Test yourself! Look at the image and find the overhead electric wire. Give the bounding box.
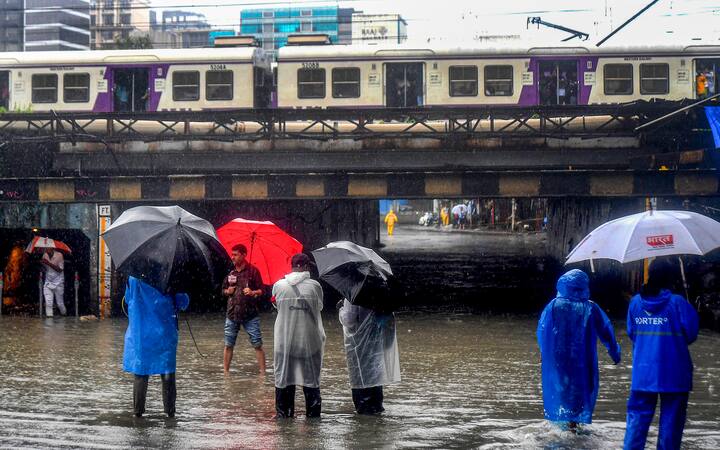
[1,0,377,13]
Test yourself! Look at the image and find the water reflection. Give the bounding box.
[1,314,718,449]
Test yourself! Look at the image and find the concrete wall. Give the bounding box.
[0,202,99,314]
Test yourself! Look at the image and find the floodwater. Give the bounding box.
[1,314,719,449]
[380,226,558,311]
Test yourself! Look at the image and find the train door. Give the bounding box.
[538,60,578,105]
[113,68,149,112]
[0,71,9,110]
[694,58,720,99]
[385,62,424,107]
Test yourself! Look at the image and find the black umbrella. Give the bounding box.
[102,205,231,294]
[311,241,393,309]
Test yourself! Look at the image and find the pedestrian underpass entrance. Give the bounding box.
[0,228,91,317]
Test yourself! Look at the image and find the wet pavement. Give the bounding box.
[1,313,719,449]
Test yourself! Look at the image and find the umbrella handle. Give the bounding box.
[678,257,690,302]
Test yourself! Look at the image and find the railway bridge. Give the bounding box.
[0,104,718,316]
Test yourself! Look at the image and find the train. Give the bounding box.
[0,42,718,113]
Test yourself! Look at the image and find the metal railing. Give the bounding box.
[0,102,692,145]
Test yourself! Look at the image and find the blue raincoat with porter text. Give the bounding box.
[123,276,190,376]
[537,269,621,424]
[626,289,699,392]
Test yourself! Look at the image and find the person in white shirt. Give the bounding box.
[41,248,66,316]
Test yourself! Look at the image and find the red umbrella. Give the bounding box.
[216,219,303,285]
[25,236,72,254]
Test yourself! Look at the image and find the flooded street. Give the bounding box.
[2,228,719,448]
[1,313,719,449]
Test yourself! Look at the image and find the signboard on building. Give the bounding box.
[352,13,407,44]
[97,205,112,318]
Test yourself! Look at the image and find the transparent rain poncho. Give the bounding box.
[339,299,401,389]
[272,271,326,389]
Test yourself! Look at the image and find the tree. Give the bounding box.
[113,34,153,49]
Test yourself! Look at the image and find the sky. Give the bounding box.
[151,0,720,45]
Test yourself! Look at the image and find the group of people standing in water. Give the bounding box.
[120,240,699,449]
[538,258,699,450]
[122,244,400,420]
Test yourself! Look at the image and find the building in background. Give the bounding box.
[91,0,150,49]
[240,6,355,56]
[0,0,24,51]
[25,0,91,51]
[209,30,236,45]
[149,10,232,48]
[351,13,407,45]
[0,0,91,51]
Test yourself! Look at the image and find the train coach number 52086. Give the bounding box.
[301,62,320,69]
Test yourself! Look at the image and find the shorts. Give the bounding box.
[224,316,263,349]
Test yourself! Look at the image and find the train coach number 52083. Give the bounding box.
[301,62,320,69]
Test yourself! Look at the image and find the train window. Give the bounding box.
[640,63,669,95]
[206,70,233,101]
[173,71,200,101]
[332,68,360,98]
[31,74,58,103]
[604,64,633,95]
[297,68,325,99]
[449,66,478,97]
[484,65,513,96]
[63,73,90,103]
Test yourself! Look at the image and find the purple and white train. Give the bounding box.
[1,42,718,112]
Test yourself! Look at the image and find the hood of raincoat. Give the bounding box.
[639,288,672,314]
[556,269,590,302]
[283,270,310,286]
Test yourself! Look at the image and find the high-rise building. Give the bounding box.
[0,0,24,51]
[25,0,91,51]
[0,0,91,51]
[90,0,151,49]
[150,10,214,49]
[351,13,407,45]
[240,6,355,56]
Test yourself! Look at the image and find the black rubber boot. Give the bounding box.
[303,387,321,418]
[133,375,149,417]
[275,386,296,418]
[161,373,177,418]
[352,386,384,415]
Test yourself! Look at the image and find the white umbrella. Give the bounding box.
[451,204,468,216]
[566,210,720,299]
[566,210,720,264]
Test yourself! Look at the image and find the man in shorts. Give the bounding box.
[222,244,266,375]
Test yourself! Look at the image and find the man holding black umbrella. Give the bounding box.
[123,275,190,418]
[222,244,266,375]
[312,241,401,414]
[338,276,401,415]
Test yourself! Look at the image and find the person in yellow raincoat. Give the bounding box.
[440,207,450,226]
[384,209,398,236]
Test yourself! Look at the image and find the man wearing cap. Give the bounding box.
[272,253,325,418]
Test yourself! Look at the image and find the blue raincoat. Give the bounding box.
[626,289,699,392]
[123,277,190,376]
[537,269,621,424]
